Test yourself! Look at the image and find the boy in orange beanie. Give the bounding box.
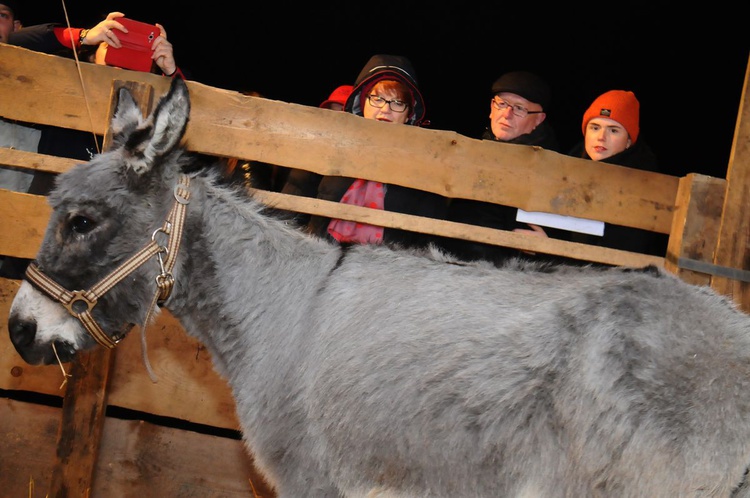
[567,89,666,256]
[581,90,640,160]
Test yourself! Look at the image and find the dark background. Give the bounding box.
[17,2,749,179]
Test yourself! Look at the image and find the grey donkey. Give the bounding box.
[8,78,750,497]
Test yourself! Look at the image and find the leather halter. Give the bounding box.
[24,175,191,349]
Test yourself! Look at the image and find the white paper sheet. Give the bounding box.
[516,209,605,236]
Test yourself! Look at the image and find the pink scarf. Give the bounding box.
[327,179,386,244]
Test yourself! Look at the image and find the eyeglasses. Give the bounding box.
[367,94,409,113]
[491,97,543,118]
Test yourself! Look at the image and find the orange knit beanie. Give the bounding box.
[582,90,640,144]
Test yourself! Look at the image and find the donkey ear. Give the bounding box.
[113,78,191,177]
[110,86,146,139]
[146,78,191,161]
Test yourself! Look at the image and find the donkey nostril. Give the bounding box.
[8,316,37,348]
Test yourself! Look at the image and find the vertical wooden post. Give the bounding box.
[711,54,750,311]
[47,81,155,498]
[48,349,114,498]
[664,173,726,285]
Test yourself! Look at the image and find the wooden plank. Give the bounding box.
[0,188,51,259]
[0,147,80,174]
[48,347,113,497]
[92,417,275,497]
[0,44,679,234]
[663,174,726,285]
[254,190,665,268]
[0,398,276,498]
[0,398,59,498]
[712,54,750,311]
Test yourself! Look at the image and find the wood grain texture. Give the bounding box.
[712,55,750,311]
[0,44,678,234]
[0,398,275,498]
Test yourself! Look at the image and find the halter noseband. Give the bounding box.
[24,175,191,349]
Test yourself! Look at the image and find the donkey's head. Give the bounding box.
[8,78,192,365]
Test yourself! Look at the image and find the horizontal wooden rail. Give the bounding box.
[0,44,679,235]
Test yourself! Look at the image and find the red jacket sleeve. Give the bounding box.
[52,27,85,49]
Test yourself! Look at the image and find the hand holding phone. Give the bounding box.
[104,18,158,72]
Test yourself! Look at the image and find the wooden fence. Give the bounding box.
[1,43,749,496]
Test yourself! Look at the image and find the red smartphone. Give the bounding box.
[104,18,158,72]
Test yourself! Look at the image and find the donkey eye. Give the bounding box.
[69,215,96,234]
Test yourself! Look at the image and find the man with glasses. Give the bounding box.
[440,70,567,266]
[485,70,559,149]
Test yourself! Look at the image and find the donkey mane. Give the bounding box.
[9,78,750,497]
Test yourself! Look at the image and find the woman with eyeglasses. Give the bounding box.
[283,54,448,249]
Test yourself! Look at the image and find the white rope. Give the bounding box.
[60,0,101,155]
[139,291,161,383]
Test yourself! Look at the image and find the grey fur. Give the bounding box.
[8,78,750,497]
